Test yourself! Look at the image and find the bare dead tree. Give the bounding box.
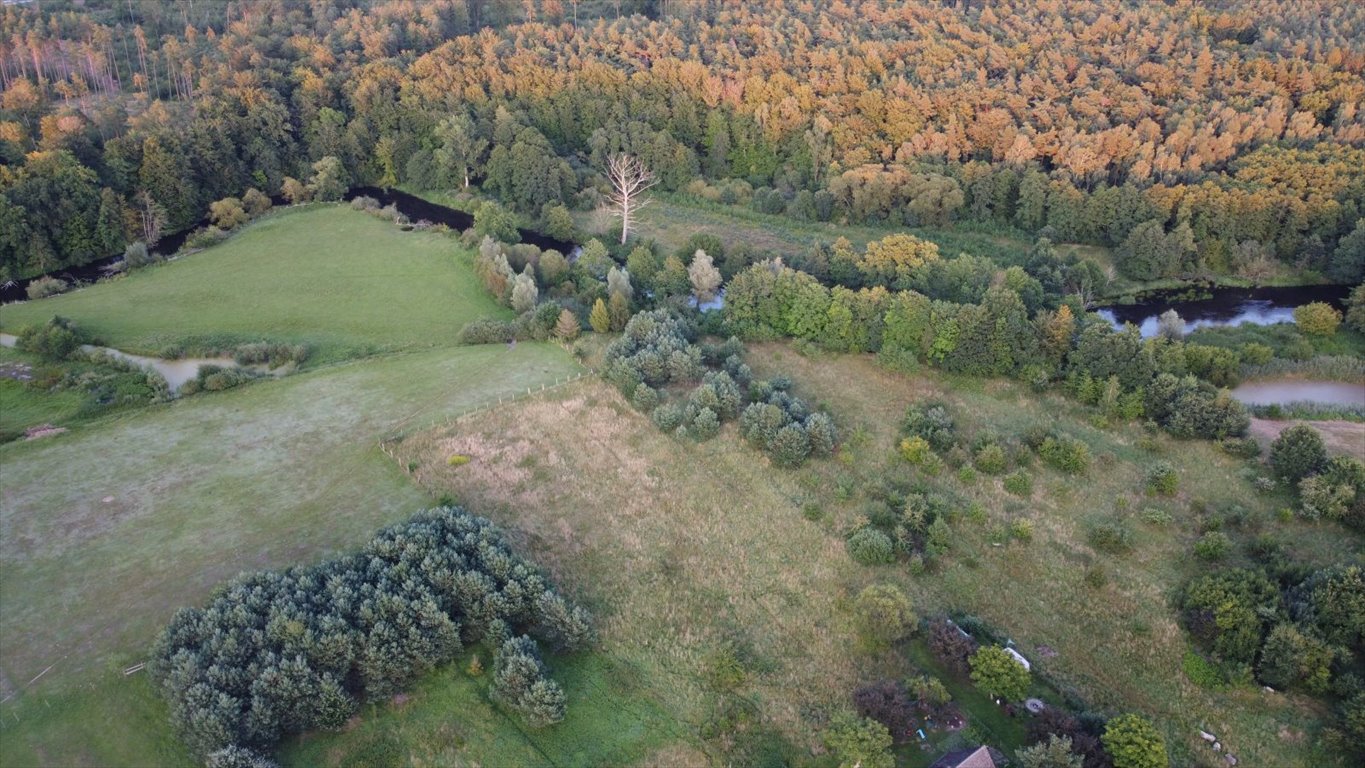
[605,153,657,245]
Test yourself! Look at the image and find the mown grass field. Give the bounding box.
[378,343,1358,768]
[0,205,506,364]
[0,343,582,767]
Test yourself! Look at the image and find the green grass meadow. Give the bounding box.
[0,343,583,766]
[0,205,506,364]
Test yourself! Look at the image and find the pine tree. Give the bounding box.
[554,309,580,341]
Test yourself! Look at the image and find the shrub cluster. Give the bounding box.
[1268,425,1365,528]
[178,365,257,395]
[25,275,69,300]
[606,311,837,465]
[15,315,86,360]
[152,507,591,765]
[232,342,310,368]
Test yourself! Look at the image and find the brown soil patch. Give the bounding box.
[1248,418,1365,460]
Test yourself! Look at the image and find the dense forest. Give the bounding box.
[2,0,1364,284]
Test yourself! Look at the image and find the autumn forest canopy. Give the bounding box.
[1,0,1364,285]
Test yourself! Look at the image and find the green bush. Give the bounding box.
[15,316,85,360]
[1140,507,1173,526]
[692,407,721,440]
[1003,470,1033,496]
[1145,461,1179,495]
[974,443,1007,474]
[899,436,933,464]
[969,645,1031,701]
[902,401,956,451]
[1218,436,1261,459]
[1087,518,1134,554]
[769,422,812,467]
[1193,531,1230,560]
[1039,435,1091,474]
[1269,424,1327,482]
[491,635,567,728]
[847,527,895,565]
[1294,302,1342,336]
[1181,649,1225,690]
[1102,713,1168,768]
[853,584,916,649]
[823,710,894,768]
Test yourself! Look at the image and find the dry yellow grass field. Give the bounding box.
[382,343,1359,766]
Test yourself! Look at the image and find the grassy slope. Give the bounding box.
[377,345,1358,768]
[0,343,582,767]
[0,205,507,364]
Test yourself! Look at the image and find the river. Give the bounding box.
[1230,379,1365,408]
[1097,284,1352,337]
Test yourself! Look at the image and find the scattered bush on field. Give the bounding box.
[1193,531,1230,561]
[1039,434,1091,474]
[974,443,1007,474]
[1003,470,1033,497]
[847,527,895,565]
[1145,461,1178,495]
[1086,517,1134,554]
[15,315,86,360]
[852,584,916,650]
[151,507,590,762]
[902,400,956,451]
[1269,424,1328,483]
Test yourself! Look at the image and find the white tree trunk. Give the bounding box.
[606,154,657,247]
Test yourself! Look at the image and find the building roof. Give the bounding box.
[930,745,998,768]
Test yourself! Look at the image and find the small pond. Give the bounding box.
[1230,379,1364,408]
[1097,283,1352,338]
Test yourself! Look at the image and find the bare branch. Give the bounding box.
[605,153,658,244]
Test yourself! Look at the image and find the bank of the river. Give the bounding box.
[1098,283,1353,337]
[0,333,250,392]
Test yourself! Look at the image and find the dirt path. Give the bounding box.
[1248,417,1365,459]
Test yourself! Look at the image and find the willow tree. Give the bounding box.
[606,153,656,245]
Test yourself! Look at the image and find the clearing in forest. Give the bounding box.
[0,205,505,364]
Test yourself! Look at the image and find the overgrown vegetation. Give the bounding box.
[603,310,836,466]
